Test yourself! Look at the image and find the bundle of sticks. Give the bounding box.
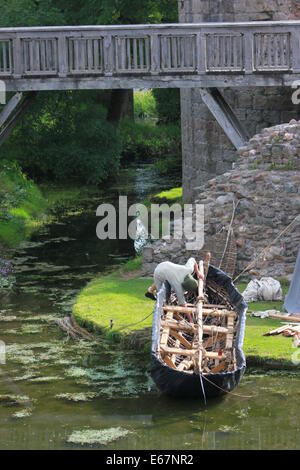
[264,323,300,347]
[159,256,239,375]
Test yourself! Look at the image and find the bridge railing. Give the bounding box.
[0,21,300,80]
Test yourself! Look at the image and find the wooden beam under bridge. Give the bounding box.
[199,88,249,150]
[0,92,36,147]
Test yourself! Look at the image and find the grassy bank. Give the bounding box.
[73,257,153,348]
[74,266,297,368]
[146,187,183,207]
[0,162,47,250]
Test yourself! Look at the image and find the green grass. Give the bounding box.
[0,162,47,249]
[120,118,181,162]
[150,187,183,205]
[121,256,142,273]
[236,281,296,366]
[73,259,153,342]
[244,316,296,365]
[134,90,157,121]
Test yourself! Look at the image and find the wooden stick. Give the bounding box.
[263,324,292,336]
[267,313,300,323]
[170,329,193,349]
[160,345,227,360]
[160,312,173,347]
[163,305,236,318]
[203,252,211,282]
[177,359,193,372]
[161,320,228,335]
[211,362,226,373]
[161,319,196,333]
[197,260,204,373]
[163,355,177,370]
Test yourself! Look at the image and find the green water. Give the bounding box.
[1,164,300,450]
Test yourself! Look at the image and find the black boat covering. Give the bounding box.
[150,265,247,400]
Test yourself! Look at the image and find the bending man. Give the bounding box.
[145,257,203,308]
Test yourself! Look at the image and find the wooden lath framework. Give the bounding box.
[158,260,238,375]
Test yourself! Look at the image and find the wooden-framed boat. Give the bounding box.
[150,261,247,400]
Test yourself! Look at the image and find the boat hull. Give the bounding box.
[150,265,247,400]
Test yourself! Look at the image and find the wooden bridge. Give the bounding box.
[1,20,300,149]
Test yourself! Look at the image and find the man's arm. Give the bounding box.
[194,262,204,280]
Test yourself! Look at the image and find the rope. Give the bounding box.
[116,311,154,332]
[201,373,255,399]
[219,200,239,270]
[234,214,300,283]
[199,372,207,405]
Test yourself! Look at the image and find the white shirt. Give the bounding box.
[154,258,196,305]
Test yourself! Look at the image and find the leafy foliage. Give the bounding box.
[152,89,181,123]
[0,0,180,184]
[62,0,178,25]
[134,91,157,120]
[0,0,65,27]
[120,118,181,162]
[1,92,122,184]
[0,160,47,248]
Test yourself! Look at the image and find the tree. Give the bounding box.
[0,0,65,27]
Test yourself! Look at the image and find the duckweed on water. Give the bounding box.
[66,366,107,381]
[218,425,239,433]
[0,315,17,322]
[0,395,32,406]
[56,392,98,402]
[12,408,32,419]
[67,427,131,446]
[29,376,62,383]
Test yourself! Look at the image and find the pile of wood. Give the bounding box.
[159,259,239,375]
[264,323,300,347]
[54,315,94,340]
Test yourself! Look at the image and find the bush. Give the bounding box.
[120,118,181,162]
[1,92,122,185]
[152,89,181,123]
[134,90,157,120]
[0,161,46,248]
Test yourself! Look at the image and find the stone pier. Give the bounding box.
[179,0,300,202]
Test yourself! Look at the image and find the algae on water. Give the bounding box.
[12,408,32,419]
[56,392,98,402]
[0,395,32,406]
[67,427,131,446]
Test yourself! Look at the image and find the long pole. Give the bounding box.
[197,260,204,373]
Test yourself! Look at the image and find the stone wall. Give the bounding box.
[179,0,300,202]
[143,120,300,279]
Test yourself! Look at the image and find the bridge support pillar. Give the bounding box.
[179,0,300,202]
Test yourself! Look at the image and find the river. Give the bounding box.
[0,164,300,450]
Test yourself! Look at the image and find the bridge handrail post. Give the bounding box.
[197,31,206,75]
[291,28,300,73]
[150,33,160,75]
[244,30,254,74]
[12,35,22,78]
[103,34,114,76]
[58,33,68,77]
